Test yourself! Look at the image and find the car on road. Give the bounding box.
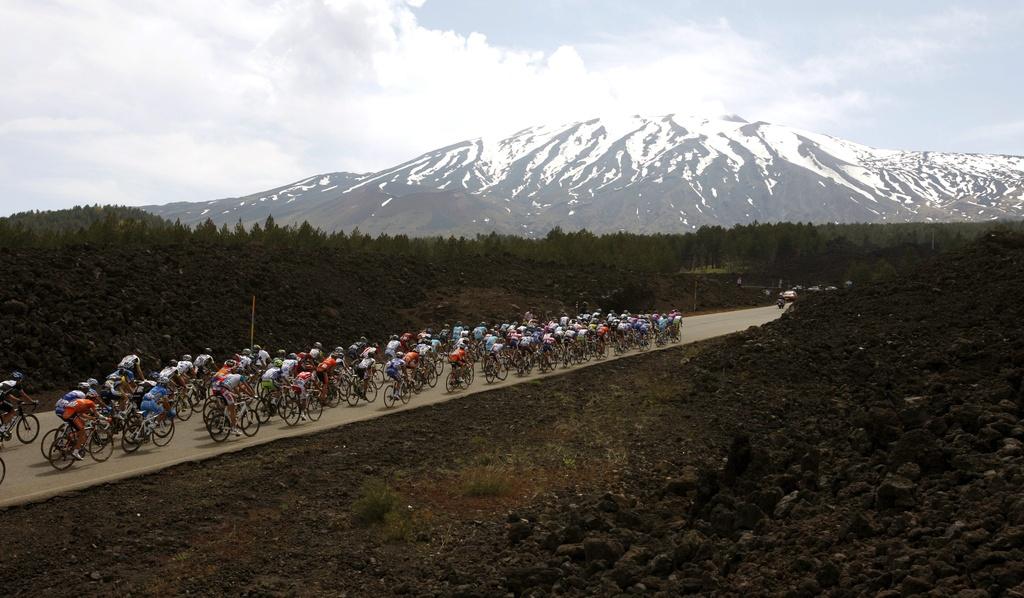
[782,290,797,302]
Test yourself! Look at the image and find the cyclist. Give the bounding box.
[141,376,174,424]
[316,350,341,389]
[59,385,101,460]
[309,342,324,363]
[402,349,420,385]
[194,349,214,377]
[385,335,401,359]
[386,353,406,397]
[211,371,252,436]
[0,371,32,430]
[473,322,487,342]
[117,353,145,381]
[448,345,468,384]
[253,345,271,368]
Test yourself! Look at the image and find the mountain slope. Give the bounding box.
[145,115,1024,235]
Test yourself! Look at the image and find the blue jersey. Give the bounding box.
[485,336,498,351]
[473,326,487,341]
[144,385,170,403]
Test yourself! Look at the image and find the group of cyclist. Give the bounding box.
[1,308,684,472]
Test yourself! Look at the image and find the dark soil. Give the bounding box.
[0,244,763,393]
[2,231,1022,597]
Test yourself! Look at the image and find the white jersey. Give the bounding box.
[239,356,253,370]
[309,348,322,361]
[176,360,194,376]
[261,367,282,381]
[218,373,244,389]
[386,340,401,353]
[194,354,213,368]
[158,366,177,379]
[118,354,140,370]
[255,350,271,367]
[281,359,299,377]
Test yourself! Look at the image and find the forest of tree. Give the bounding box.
[2,205,1021,278]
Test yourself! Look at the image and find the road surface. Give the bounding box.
[0,305,783,508]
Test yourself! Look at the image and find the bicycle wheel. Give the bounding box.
[484,361,496,384]
[255,396,274,424]
[47,431,76,471]
[400,383,411,405]
[121,421,144,454]
[307,395,324,421]
[383,383,398,408]
[345,379,361,407]
[39,428,57,460]
[206,412,231,443]
[175,395,194,422]
[89,427,115,461]
[153,418,176,447]
[239,409,260,437]
[365,379,379,404]
[445,371,458,393]
[0,456,5,487]
[282,397,302,426]
[17,413,40,444]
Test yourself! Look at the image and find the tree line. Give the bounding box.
[1,204,1021,274]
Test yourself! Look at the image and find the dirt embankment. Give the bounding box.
[0,244,764,392]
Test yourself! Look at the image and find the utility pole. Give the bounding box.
[692,278,698,312]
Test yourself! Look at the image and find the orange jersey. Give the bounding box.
[316,356,338,373]
[214,366,232,378]
[403,351,420,367]
[448,348,467,364]
[63,398,96,418]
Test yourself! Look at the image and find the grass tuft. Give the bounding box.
[459,467,515,498]
[352,478,401,526]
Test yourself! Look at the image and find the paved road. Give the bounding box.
[0,305,783,508]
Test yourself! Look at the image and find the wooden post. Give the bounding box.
[692,278,697,312]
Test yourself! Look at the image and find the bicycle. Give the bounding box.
[445,363,474,393]
[206,393,261,442]
[44,416,114,471]
[383,376,412,408]
[482,353,509,384]
[0,399,41,444]
[280,385,323,426]
[121,410,175,453]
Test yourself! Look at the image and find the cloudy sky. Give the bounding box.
[1,0,1022,215]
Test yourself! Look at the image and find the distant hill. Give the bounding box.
[144,114,1024,236]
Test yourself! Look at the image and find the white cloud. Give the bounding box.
[0,1,1011,214]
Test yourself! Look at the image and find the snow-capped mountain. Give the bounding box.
[146,115,1024,235]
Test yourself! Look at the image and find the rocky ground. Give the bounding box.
[0,244,762,392]
[1,231,1022,597]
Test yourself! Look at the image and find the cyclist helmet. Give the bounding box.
[426,328,434,334]
[77,382,91,391]
[87,377,98,387]
[224,359,237,367]
[11,371,24,381]
[390,335,399,341]
[169,359,178,366]
[204,348,213,354]
[158,376,170,385]
[359,336,368,342]
[253,344,261,351]
[242,348,252,356]
[334,346,344,354]
[182,354,192,362]
[396,351,404,358]
[287,353,298,360]
[314,342,323,349]
[277,349,286,356]
[273,358,284,368]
